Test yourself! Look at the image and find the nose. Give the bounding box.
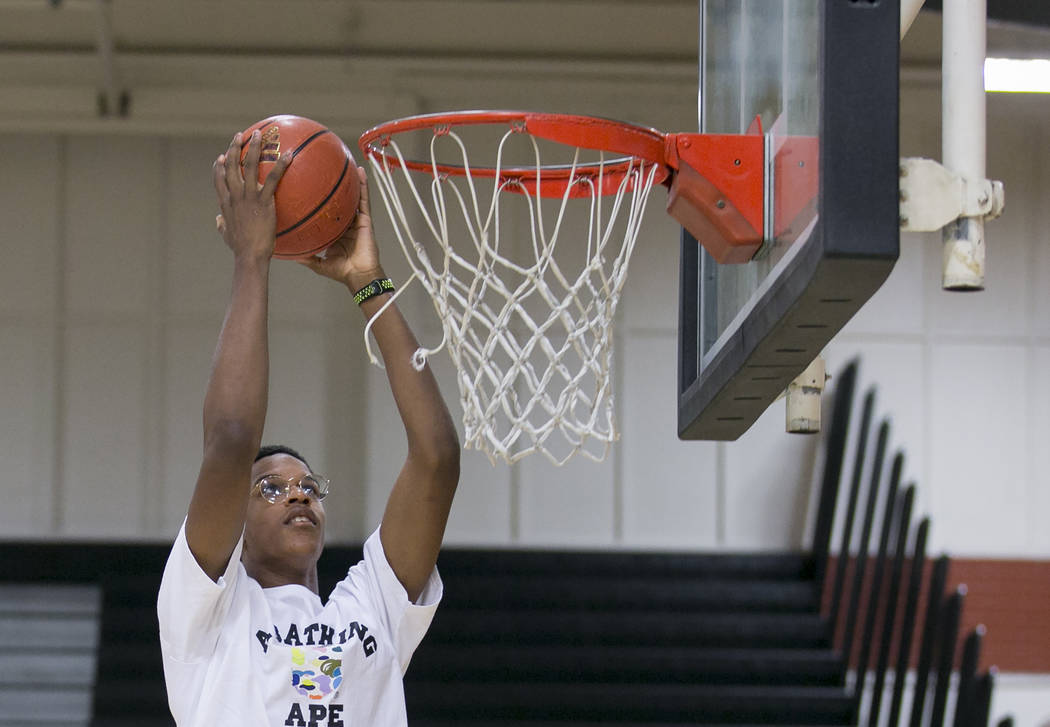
[285,482,314,503]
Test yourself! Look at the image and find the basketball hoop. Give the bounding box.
[357,110,765,465]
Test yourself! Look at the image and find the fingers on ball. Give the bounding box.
[260,151,293,198]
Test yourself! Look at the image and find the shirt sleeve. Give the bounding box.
[156,518,244,664]
[333,526,443,674]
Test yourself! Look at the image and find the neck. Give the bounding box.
[244,557,319,595]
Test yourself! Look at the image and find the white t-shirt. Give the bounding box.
[157,522,442,727]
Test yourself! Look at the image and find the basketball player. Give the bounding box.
[157,129,460,726]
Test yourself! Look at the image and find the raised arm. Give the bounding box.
[185,131,291,581]
[301,166,460,602]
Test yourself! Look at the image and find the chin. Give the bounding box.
[282,529,324,558]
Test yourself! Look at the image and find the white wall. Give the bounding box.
[1,76,1048,562]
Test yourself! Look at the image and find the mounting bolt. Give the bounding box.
[899,214,909,227]
[716,199,726,209]
[899,189,908,202]
[681,138,691,148]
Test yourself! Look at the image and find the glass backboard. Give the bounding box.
[678,0,900,440]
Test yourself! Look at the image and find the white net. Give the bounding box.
[363,124,660,465]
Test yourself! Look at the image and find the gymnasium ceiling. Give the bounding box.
[0,0,1048,134]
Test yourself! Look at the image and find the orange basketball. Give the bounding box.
[239,115,360,260]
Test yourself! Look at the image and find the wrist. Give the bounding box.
[345,266,386,293]
[232,251,272,272]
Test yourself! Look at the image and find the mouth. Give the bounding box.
[283,508,318,527]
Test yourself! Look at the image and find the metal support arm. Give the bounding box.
[898,157,1004,232]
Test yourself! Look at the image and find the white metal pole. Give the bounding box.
[941,0,986,290]
[785,357,825,434]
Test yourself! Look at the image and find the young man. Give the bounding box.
[157,129,460,726]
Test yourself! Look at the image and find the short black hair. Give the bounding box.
[254,444,312,472]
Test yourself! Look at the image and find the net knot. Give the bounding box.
[411,348,428,371]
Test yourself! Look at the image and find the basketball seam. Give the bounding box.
[288,128,332,159]
[276,132,351,239]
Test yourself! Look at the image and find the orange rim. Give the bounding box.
[358,110,672,197]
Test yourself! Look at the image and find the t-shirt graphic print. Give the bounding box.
[291,643,344,699]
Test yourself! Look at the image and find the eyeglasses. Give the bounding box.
[251,474,330,504]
